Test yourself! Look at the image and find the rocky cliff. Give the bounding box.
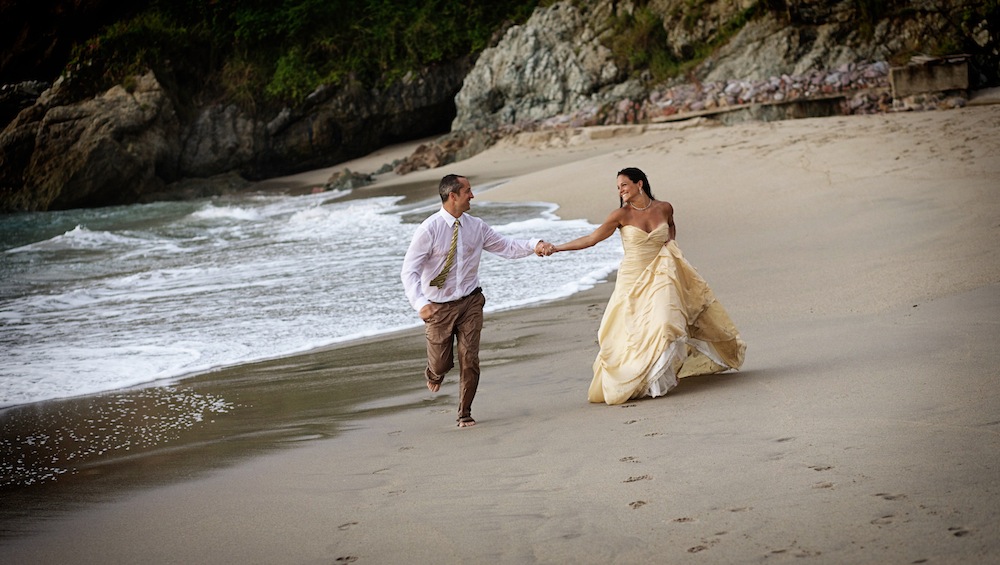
[452,0,997,131]
[2,0,997,212]
[0,59,470,211]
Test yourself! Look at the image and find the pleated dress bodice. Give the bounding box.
[615,224,671,291]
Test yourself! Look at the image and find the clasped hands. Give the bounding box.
[534,241,557,257]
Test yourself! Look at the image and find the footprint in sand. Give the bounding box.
[624,419,640,425]
[629,500,646,509]
[871,514,895,525]
[619,456,639,463]
[769,547,820,558]
[338,521,358,531]
[673,517,695,523]
[874,492,907,501]
[948,526,970,537]
[644,432,661,437]
[813,482,835,489]
[624,474,652,483]
[809,465,833,471]
[335,557,358,563]
[687,536,722,553]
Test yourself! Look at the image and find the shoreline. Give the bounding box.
[0,280,619,535]
[2,105,999,563]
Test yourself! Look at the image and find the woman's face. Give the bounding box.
[617,174,643,204]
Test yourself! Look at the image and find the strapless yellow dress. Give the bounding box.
[589,224,746,405]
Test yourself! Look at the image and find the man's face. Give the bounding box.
[453,178,474,213]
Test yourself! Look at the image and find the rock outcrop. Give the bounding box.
[693,4,985,85]
[452,1,636,131]
[0,72,180,211]
[1,60,469,212]
[451,0,998,132]
[261,62,470,177]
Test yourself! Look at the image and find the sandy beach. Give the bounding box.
[2,102,999,564]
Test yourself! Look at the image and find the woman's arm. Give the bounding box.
[552,210,623,253]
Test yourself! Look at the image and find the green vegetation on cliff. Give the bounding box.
[608,1,760,82]
[43,0,1000,111]
[67,0,542,111]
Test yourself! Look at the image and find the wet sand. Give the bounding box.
[2,103,999,563]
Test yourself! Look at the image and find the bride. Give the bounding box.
[549,167,746,405]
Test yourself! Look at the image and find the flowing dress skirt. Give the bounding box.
[589,227,746,405]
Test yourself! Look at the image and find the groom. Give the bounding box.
[401,174,555,428]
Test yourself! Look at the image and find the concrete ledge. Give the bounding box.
[890,55,969,98]
[651,93,858,125]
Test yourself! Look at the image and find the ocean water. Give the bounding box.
[0,189,621,410]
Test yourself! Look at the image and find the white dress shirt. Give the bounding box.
[401,208,540,312]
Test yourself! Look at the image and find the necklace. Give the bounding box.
[628,196,653,211]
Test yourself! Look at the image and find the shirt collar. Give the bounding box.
[437,208,462,225]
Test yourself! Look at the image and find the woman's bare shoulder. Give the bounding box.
[605,205,628,222]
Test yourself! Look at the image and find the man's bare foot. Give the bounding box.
[426,381,440,393]
[457,416,476,428]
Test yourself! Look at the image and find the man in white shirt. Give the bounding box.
[401,174,555,428]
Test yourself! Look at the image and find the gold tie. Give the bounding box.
[430,219,460,288]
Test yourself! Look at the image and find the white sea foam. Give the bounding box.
[7,225,139,253]
[0,193,621,408]
[189,205,261,221]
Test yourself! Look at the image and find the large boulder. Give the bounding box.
[0,71,181,211]
[451,1,632,131]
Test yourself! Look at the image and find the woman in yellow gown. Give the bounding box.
[550,167,745,405]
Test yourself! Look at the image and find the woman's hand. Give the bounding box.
[535,241,556,256]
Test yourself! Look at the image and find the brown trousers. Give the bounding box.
[424,289,486,419]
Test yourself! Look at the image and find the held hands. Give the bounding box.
[535,241,557,257]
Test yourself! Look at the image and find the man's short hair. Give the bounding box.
[439,174,466,202]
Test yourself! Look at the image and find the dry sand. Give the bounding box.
[2,104,999,564]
